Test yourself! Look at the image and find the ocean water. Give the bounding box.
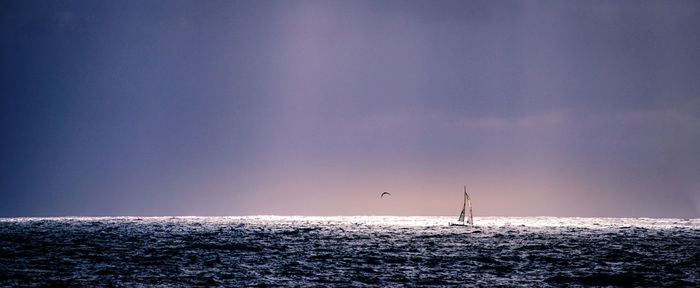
[0,216,697,287]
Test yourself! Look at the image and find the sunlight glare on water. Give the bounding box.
[1,216,697,286]
[217,215,699,230]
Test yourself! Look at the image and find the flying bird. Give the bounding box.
[380,192,391,198]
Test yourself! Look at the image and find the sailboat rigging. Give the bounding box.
[450,186,473,227]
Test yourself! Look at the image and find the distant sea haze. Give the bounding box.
[1,216,697,286]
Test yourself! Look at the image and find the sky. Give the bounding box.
[1,0,699,217]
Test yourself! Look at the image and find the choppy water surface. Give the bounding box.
[0,216,697,287]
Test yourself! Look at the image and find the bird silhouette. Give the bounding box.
[380,192,391,198]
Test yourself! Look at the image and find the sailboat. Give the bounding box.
[449,186,473,227]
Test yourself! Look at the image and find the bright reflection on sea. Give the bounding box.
[1,216,698,286]
[227,216,699,230]
[6,215,696,230]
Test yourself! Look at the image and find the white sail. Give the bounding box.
[464,186,473,227]
[458,193,466,223]
[467,195,473,227]
[450,185,474,227]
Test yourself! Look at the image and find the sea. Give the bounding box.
[0,216,697,287]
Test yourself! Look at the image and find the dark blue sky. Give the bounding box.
[1,0,699,217]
